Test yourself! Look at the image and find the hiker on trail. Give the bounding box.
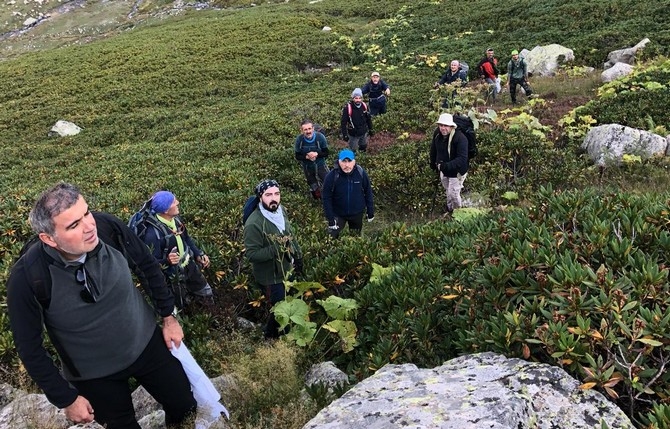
[341,88,374,153]
[477,48,501,99]
[506,49,534,104]
[434,60,468,108]
[142,191,213,308]
[244,179,302,339]
[429,113,469,213]
[7,183,196,428]
[361,71,391,116]
[322,149,375,239]
[294,119,329,200]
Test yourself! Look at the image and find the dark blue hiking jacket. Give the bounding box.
[322,164,374,223]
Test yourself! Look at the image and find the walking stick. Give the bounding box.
[429,170,440,214]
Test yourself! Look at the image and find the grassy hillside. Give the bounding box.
[1,0,670,428]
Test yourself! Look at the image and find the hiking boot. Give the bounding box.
[359,146,367,153]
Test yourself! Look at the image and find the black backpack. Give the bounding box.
[453,114,478,159]
[242,195,260,225]
[16,212,132,310]
[128,199,183,261]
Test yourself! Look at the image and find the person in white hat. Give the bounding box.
[429,113,469,213]
[362,71,391,116]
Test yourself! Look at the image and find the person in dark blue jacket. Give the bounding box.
[322,149,375,239]
[434,60,468,108]
[361,71,391,116]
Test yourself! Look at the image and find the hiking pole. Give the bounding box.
[429,170,440,214]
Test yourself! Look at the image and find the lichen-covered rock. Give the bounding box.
[523,44,575,76]
[601,62,634,82]
[581,124,668,166]
[303,352,632,429]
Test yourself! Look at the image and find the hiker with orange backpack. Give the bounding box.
[340,88,374,153]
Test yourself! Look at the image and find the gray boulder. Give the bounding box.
[523,44,575,76]
[581,124,668,166]
[604,38,650,69]
[48,120,82,137]
[305,361,349,391]
[303,352,632,429]
[601,62,634,83]
[0,393,68,429]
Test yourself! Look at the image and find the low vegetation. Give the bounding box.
[0,0,669,428]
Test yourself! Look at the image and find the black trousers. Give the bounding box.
[72,327,196,429]
[328,213,364,239]
[509,78,533,102]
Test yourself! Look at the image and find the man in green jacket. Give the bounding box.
[506,49,534,104]
[243,179,303,338]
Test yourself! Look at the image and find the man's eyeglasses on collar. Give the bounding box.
[75,266,98,304]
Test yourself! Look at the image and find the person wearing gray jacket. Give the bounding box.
[7,183,195,428]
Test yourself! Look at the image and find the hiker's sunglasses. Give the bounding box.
[75,266,97,304]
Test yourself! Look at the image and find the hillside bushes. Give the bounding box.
[332,187,670,424]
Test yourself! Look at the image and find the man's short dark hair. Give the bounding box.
[300,118,313,127]
[29,183,82,235]
[486,48,494,53]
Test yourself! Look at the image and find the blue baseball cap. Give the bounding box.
[339,149,355,161]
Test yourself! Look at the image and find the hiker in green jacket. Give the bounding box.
[506,49,534,104]
[243,179,303,338]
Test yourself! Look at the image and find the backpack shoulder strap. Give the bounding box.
[21,241,53,309]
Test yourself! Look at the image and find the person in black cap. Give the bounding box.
[322,149,375,239]
[243,179,303,338]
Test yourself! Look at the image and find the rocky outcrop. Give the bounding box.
[604,38,650,69]
[523,44,575,76]
[303,352,633,429]
[581,124,668,166]
[0,377,231,429]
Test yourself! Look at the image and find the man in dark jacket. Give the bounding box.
[7,183,195,428]
[243,179,302,338]
[322,149,375,239]
[341,88,374,153]
[142,191,213,308]
[434,60,468,108]
[429,113,469,213]
[361,71,391,116]
[294,119,329,199]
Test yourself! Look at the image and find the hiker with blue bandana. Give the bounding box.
[141,191,213,308]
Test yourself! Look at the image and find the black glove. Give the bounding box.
[368,130,375,137]
[293,258,304,276]
[343,135,349,142]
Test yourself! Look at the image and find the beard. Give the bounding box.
[262,201,279,212]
